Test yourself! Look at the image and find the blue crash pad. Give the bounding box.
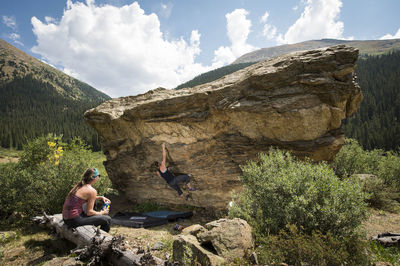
[143,210,193,221]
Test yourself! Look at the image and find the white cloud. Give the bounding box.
[159,2,173,18]
[380,28,400,40]
[212,9,257,67]
[31,1,212,97]
[8,33,23,46]
[260,9,277,41]
[45,16,57,23]
[2,15,17,30]
[260,11,269,23]
[277,0,344,44]
[263,24,277,40]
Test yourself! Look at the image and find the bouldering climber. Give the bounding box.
[154,143,195,199]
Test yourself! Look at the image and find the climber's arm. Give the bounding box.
[161,142,167,169]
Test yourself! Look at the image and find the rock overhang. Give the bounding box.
[85,45,362,209]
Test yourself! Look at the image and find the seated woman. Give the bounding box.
[62,168,112,232]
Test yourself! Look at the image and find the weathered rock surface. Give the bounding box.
[197,218,253,259]
[173,234,226,266]
[173,218,253,265]
[85,45,362,209]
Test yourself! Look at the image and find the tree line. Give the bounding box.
[343,50,400,151]
[0,74,105,151]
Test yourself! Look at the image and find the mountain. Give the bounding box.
[232,38,400,64]
[0,39,111,150]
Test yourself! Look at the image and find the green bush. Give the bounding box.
[333,138,400,188]
[256,225,371,265]
[0,135,111,225]
[333,138,400,211]
[229,148,368,237]
[333,138,383,178]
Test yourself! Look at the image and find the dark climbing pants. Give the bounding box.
[168,174,190,196]
[64,214,111,232]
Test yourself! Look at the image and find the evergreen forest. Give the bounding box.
[174,62,255,90]
[0,74,109,151]
[343,51,400,151]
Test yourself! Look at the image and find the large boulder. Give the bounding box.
[173,234,226,266]
[85,45,362,209]
[173,218,253,265]
[197,218,253,259]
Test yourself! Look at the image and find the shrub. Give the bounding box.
[333,138,400,188]
[229,148,368,237]
[355,174,400,212]
[256,224,371,265]
[333,138,400,211]
[333,138,383,178]
[0,135,111,225]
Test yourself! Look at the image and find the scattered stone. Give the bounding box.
[0,231,18,243]
[4,246,26,260]
[371,232,400,247]
[152,241,165,250]
[249,251,258,265]
[182,224,206,237]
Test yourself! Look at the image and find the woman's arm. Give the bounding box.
[96,195,111,203]
[86,190,109,216]
[160,143,167,171]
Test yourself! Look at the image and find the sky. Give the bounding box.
[1,0,400,98]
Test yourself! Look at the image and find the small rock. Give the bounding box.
[152,241,165,250]
[4,246,26,260]
[249,251,258,265]
[181,224,206,236]
[0,231,18,243]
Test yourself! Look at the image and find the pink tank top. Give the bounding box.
[62,194,87,220]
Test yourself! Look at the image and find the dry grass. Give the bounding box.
[362,208,400,238]
[0,228,75,265]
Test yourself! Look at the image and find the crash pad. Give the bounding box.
[111,212,168,228]
[143,210,193,221]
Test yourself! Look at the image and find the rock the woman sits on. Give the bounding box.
[62,168,112,232]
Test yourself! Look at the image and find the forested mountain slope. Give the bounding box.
[0,39,111,150]
[344,51,400,150]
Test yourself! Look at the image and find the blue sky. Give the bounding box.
[1,0,400,97]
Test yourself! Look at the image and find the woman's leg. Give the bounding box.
[66,215,112,232]
[174,174,194,189]
[168,178,183,196]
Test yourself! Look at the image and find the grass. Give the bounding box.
[0,226,75,265]
[370,240,400,265]
[0,147,21,158]
[0,147,21,164]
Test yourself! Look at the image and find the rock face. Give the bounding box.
[85,45,362,209]
[173,218,253,265]
[196,218,253,259]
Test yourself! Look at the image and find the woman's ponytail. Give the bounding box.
[68,168,96,197]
